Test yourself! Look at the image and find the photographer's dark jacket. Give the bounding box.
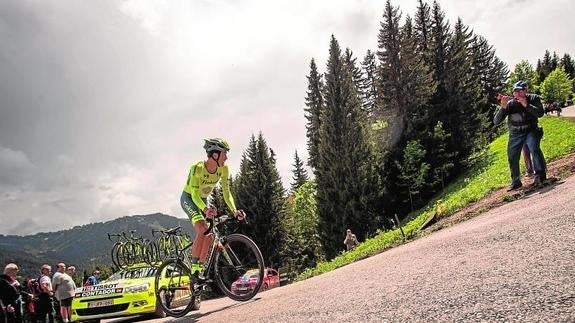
[494,94,544,134]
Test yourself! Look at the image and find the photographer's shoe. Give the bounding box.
[507,182,522,191]
[533,172,547,187]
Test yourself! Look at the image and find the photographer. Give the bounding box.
[494,80,547,191]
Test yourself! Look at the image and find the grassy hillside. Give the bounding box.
[298,116,575,280]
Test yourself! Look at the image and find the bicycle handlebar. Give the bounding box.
[204,214,245,236]
[153,226,182,237]
[107,233,121,241]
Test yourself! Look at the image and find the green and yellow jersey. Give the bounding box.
[183,161,236,212]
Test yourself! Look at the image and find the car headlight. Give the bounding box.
[124,283,150,293]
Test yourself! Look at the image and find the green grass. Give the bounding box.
[297,116,575,281]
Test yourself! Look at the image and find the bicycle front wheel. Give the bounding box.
[154,259,198,317]
[214,234,265,301]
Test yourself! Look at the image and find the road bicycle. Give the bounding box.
[108,231,156,269]
[154,214,264,317]
[150,227,192,264]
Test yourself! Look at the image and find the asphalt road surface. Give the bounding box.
[560,105,575,117]
[106,173,575,323]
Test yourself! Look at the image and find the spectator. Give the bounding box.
[84,271,100,287]
[35,265,54,323]
[19,279,34,323]
[343,229,359,251]
[494,80,547,191]
[1,263,22,323]
[52,265,75,323]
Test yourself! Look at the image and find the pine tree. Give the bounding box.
[551,51,560,71]
[429,121,455,190]
[304,59,324,172]
[290,150,308,192]
[233,133,287,266]
[344,48,364,90]
[537,50,553,83]
[209,184,229,216]
[560,53,575,91]
[429,0,451,104]
[360,49,378,118]
[316,35,380,259]
[375,1,435,215]
[376,0,404,148]
[399,14,435,139]
[468,34,508,137]
[413,0,432,66]
[560,53,575,79]
[396,140,430,211]
[443,17,483,160]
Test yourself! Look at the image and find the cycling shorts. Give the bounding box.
[181,191,206,225]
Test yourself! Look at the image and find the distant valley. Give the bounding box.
[0,213,195,279]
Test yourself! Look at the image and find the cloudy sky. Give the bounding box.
[1,0,573,236]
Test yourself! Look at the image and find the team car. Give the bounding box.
[71,263,193,322]
[231,268,280,294]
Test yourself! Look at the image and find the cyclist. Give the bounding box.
[180,138,245,278]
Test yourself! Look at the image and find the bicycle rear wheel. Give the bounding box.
[154,259,198,317]
[214,234,265,301]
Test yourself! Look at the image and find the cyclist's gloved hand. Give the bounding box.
[203,207,217,218]
[234,209,246,221]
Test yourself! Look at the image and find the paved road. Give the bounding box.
[106,174,575,322]
[560,105,575,117]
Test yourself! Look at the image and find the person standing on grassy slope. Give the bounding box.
[494,80,547,191]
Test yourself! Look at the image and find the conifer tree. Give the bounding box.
[468,34,508,136]
[290,150,308,192]
[396,140,430,211]
[233,133,287,266]
[560,53,575,90]
[560,53,575,79]
[316,35,380,259]
[442,18,483,159]
[429,121,455,190]
[361,49,378,117]
[399,15,435,139]
[209,184,229,216]
[414,0,432,66]
[551,51,560,71]
[375,0,404,148]
[375,1,435,214]
[304,59,324,172]
[429,0,451,103]
[537,50,553,83]
[344,48,364,90]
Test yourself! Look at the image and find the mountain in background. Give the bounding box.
[0,213,195,279]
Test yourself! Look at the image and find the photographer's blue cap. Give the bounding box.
[513,80,528,91]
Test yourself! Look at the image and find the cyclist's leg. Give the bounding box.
[193,220,209,261]
[199,225,214,262]
[180,191,205,269]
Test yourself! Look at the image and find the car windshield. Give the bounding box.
[106,267,157,281]
[240,270,260,280]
